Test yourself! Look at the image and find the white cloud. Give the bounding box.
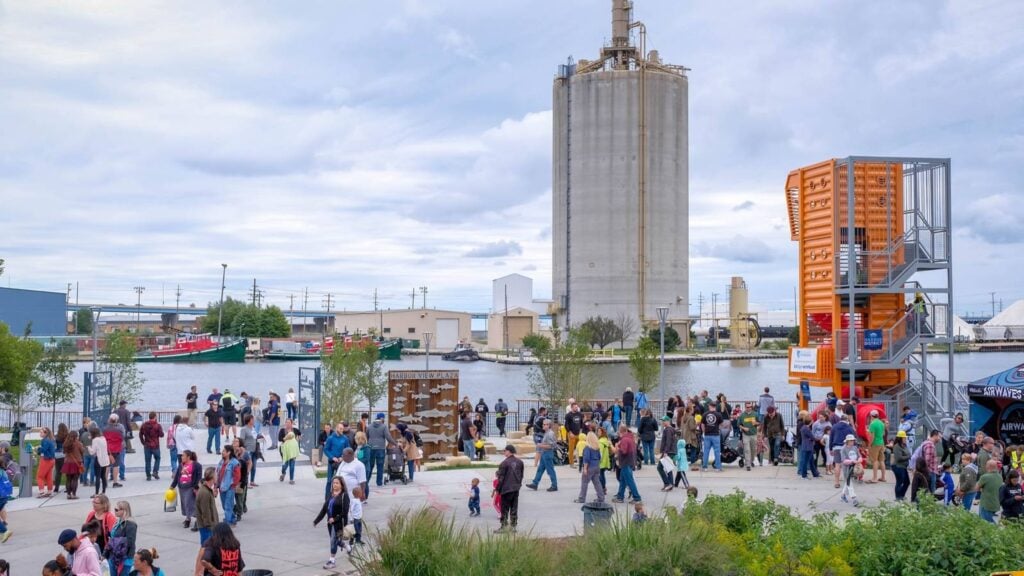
[465,241,523,258]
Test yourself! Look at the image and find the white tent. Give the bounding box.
[980,300,1024,340]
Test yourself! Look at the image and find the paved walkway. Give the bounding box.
[1,430,902,574]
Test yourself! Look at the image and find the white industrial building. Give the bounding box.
[552,0,689,342]
[492,274,551,316]
[334,309,472,350]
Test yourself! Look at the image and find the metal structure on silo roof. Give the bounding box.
[552,0,689,340]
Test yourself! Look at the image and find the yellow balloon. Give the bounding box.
[165,489,177,503]
[695,415,702,424]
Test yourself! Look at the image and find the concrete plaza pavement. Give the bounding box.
[0,430,900,574]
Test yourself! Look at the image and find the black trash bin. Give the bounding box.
[581,502,614,534]
[10,422,27,447]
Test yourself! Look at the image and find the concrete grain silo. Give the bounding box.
[552,0,689,340]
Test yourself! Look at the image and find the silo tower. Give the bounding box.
[552,0,689,340]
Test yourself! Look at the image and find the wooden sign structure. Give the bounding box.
[387,370,460,460]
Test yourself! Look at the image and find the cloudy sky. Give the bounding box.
[1,0,1021,322]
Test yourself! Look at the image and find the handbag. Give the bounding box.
[659,455,676,475]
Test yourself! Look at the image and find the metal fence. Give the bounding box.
[0,407,183,431]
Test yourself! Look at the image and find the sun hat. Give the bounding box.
[844,434,856,443]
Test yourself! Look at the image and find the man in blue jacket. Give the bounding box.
[323,423,351,496]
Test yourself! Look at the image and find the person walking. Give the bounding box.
[575,432,605,503]
[839,434,861,507]
[35,427,56,498]
[166,416,180,476]
[656,417,678,490]
[88,426,109,496]
[172,450,202,530]
[186,386,199,427]
[58,527,103,576]
[700,402,724,472]
[622,387,635,428]
[811,412,829,469]
[335,448,367,504]
[238,415,260,487]
[230,440,250,522]
[866,410,887,483]
[757,387,775,421]
[266,392,282,449]
[798,414,820,479]
[494,398,509,437]
[78,417,95,487]
[323,423,350,496]
[495,444,524,534]
[525,419,558,492]
[215,447,240,525]
[611,424,642,504]
[957,453,979,511]
[53,424,68,494]
[890,430,911,501]
[107,501,138,576]
[763,406,785,465]
[976,459,1003,523]
[637,409,658,466]
[366,413,395,492]
[204,401,223,455]
[941,412,967,467]
[220,389,239,442]
[315,476,352,569]
[61,429,84,500]
[285,387,298,421]
[104,414,126,487]
[279,431,299,484]
[195,467,219,545]
[139,412,164,482]
[830,414,855,488]
[738,403,760,471]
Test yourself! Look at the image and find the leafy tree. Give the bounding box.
[353,345,387,414]
[0,322,44,423]
[788,325,800,344]
[230,305,263,337]
[580,316,621,349]
[527,327,601,410]
[648,326,681,352]
[614,312,638,349]
[260,305,291,337]
[34,340,77,429]
[0,258,4,277]
[74,309,94,335]
[101,330,146,405]
[628,336,660,394]
[200,297,247,335]
[321,345,362,425]
[521,333,551,354]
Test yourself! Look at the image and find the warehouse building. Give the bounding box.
[334,309,472,350]
[0,287,67,337]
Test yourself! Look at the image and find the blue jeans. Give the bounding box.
[207,427,221,453]
[118,452,126,480]
[144,447,161,479]
[463,440,477,460]
[368,448,386,487]
[281,459,295,481]
[624,406,634,427]
[199,527,212,545]
[0,499,6,534]
[615,463,640,500]
[962,491,977,511]
[892,465,910,499]
[169,446,179,474]
[407,459,415,481]
[249,451,259,483]
[82,454,94,484]
[798,448,818,477]
[702,435,722,470]
[220,489,236,524]
[641,440,655,465]
[531,450,557,489]
[980,508,997,523]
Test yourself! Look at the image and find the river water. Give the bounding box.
[65,352,1022,411]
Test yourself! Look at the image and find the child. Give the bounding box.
[840,434,860,507]
[468,478,481,516]
[823,425,833,474]
[632,502,647,524]
[673,434,690,489]
[350,486,364,546]
[941,463,955,505]
[576,433,587,472]
[491,476,502,519]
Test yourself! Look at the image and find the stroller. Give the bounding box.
[385,445,408,484]
[554,441,569,466]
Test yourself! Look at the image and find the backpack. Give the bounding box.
[0,470,12,499]
[414,431,423,448]
[167,424,177,448]
[261,407,271,425]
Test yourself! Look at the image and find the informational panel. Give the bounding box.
[387,370,459,460]
[83,371,113,426]
[297,367,322,456]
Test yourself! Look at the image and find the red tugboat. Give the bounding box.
[135,333,246,363]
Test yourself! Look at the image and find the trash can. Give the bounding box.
[10,422,27,447]
[241,570,273,576]
[581,502,614,533]
[18,443,34,498]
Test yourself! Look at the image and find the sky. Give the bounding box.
[1,0,1021,323]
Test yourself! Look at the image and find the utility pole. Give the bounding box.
[991,292,997,318]
[67,283,72,302]
[250,279,259,307]
[75,282,79,307]
[288,294,295,333]
[217,264,228,339]
[711,292,719,345]
[419,286,428,309]
[133,286,145,334]
[322,293,334,338]
[503,285,510,356]
[409,288,416,310]
[697,292,704,327]
[302,288,309,336]
[175,284,182,331]
[374,288,382,337]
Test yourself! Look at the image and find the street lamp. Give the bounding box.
[423,331,433,372]
[656,306,670,415]
[217,264,228,339]
[90,306,101,375]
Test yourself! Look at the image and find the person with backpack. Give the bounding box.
[61,430,84,500]
[199,522,245,576]
[494,398,509,437]
[266,393,282,450]
[106,501,138,576]
[166,415,180,475]
[0,459,13,542]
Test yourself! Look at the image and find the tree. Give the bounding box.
[34,340,77,429]
[0,322,44,423]
[0,258,4,277]
[200,297,247,335]
[321,346,362,425]
[628,336,660,394]
[614,312,638,349]
[101,331,146,405]
[648,326,681,352]
[521,333,551,354]
[580,316,621,349]
[353,345,387,414]
[527,327,601,410]
[230,305,263,337]
[788,325,800,344]
[260,306,291,337]
[74,309,94,335]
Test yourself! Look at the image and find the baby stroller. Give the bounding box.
[554,440,569,466]
[777,439,795,465]
[385,445,408,484]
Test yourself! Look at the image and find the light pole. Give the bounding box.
[90,306,101,375]
[423,331,433,372]
[217,264,227,339]
[657,306,669,415]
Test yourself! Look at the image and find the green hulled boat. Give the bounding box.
[136,334,246,363]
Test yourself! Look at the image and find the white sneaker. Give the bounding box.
[323,559,336,569]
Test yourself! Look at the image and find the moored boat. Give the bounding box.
[136,333,246,363]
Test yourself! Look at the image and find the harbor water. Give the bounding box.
[64,352,1023,411]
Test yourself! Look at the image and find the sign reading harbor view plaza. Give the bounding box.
[789,348,818,374]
